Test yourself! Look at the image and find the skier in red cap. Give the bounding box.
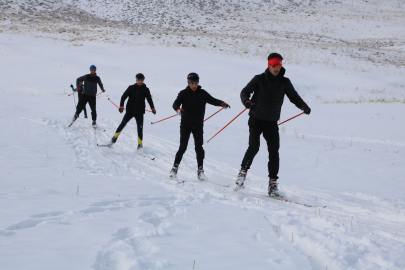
[236,53,311,198]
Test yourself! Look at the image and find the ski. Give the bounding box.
[97,144,113,147]
[93,127,106,132]
[233,187,325,208]
[137,153,155,161]
[68,120,77,128]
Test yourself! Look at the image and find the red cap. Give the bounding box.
[268,57,282,68]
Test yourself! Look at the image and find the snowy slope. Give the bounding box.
[1,34,404,269]
[1,0,405,269]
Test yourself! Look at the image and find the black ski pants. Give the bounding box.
[75,94,96,121]
[174,124,204,168]
[77,91,87,117]
[115,112,144,144]
[241,117,280,179]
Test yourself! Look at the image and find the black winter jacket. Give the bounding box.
[240,68,307,122]
[120,83,155,114]
[173,86,224,127]
[76,73,103,96]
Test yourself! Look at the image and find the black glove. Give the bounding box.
[244,100,253,109]
[176,109,182,116]
[221,102,230,109]
[302,105,311,115]
[70,84,73,88]
[152,108,156,115]
[119,106,124,113]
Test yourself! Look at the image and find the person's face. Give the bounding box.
[136,79,144,86]
[269,65,281,76]
[189,82,198,91]
[90,68,96,75]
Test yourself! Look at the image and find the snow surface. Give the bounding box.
[1,0,405,269]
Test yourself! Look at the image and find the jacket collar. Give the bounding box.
[265,67,285,81]
[186,85,201,93]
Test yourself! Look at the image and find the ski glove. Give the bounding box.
[119,106,124,113]
[152,108,156,115]
[302,105,311,115]
[221,102,230,109]
[176,109,182,116]
[244,100,253,109]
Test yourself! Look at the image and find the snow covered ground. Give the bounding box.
[1,0,405,269]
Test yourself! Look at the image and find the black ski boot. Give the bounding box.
[235,167,247,187]
[197,166,206,181]
[110,136,117,145]
[169,165,179,180]
[137,144,143,150]
[268,179,282,199]
[72,114,79,122]
[92,120,97,127]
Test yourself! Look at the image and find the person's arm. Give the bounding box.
[97,77,105,92]
[285,79,307,110]
[145,88,155,110]
[120,87,131,107]
[172,91,183,111]
[76,75,86,90]
[240,76,258,108]
[204,91,225,107]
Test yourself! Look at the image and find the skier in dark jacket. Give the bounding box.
[72,65,105,126]
[236,53,311,198]
[169,72,230,181]
[109,73,156,149]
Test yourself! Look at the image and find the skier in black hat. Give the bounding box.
[109,73,156,149]
[169,72,230,181]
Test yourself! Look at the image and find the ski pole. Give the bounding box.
[68,85,76,96]
[96,92,103,97]
[69,85,77,107]
[108,98,119,108]
[73,92,77,108]
[108,98,152,113]
[207,108,247,143]
[204,108,223,122]
[278,112,304,126]
[151,114,178,125]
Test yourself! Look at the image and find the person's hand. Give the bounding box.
[302,105,311,115]
[152,108,156,115]
[244,100,253,109]
[101,89,106,92]
[119,106,124,113]
[176,109,182,116]
[77,87,82,92]
[221,102,230,109]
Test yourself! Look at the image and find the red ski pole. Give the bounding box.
[207,108,247,143]
[278,112,304,126]
[151,114,178,125]
[108,98,119,108]
[204,108,223,122]
[96,92,103,97]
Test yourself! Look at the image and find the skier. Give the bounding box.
[72,65,105,127]
[236,53,311,198]
[70,81,88,118]
[169,72,230,180]
[109,73,156,149]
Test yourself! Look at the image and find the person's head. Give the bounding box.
[136,73,145,86]
[267,53,283,76]
[90,65,97,75]
[187,72,199,91]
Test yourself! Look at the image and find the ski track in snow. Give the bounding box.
[5,116,402,269]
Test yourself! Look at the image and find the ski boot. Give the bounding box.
[235,168,247,187]
[169,165,179,180]
[92,120,97,127]
[268,179,282,199]
[72,114,79,122]
[137,144,143,150]
[197,166,206,181]
[110,136,118,145]
[84,113,88,119]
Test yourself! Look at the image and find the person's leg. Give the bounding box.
[78,92,87,118]
[174,125,192,166]
[262,122,280,179]
[74,94,89,117]
[240,117,263,171]
[192,126,204,168]
[114,112,134,138]
[134,113,144,146]
[87,96,97,121]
